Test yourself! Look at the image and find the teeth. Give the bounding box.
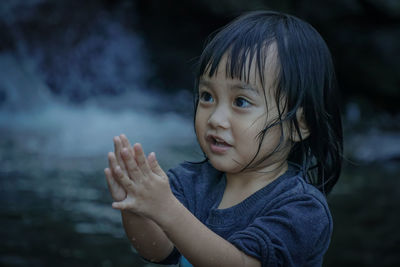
[214,139,225,146]
[210,136,229,146]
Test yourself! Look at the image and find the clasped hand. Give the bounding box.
[104,134,174,221]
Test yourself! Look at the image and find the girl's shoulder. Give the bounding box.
[288,173,329,206]
[266,170,332,221]
[272,165,328,200]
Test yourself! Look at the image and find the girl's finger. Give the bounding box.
[148,152,165,177]
[133,143,152,175]
[104,167,116,189]
[120,134,131,148]
[113,136,126,172]
[108,152,119,178]
[114,165,136,192]
[121,147,142,182]
[108,152,134,190]
[120,134,135,158]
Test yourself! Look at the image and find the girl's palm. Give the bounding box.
[105,168,126,202]
[105,135,135,202]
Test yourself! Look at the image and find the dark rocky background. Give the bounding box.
[0,0,399,266]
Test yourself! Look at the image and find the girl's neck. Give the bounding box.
[218,161,288,209]
[225,160,288,188]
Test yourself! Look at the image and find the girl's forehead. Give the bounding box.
[202,46,280,94]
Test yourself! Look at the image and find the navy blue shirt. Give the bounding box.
[160,161,332,267]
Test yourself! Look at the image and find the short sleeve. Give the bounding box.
[228,194,332,267]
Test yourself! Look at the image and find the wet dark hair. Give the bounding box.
[193,10,343,195]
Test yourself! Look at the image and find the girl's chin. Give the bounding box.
[207,158,242,174]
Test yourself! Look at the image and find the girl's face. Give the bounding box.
[195,54,292,175]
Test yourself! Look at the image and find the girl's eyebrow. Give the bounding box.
[199,78,260,95]
[231,83,261,95]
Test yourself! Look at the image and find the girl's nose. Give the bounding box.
[208,106,230,129]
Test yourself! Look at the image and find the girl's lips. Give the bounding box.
[210,142,231,154]
[206,134,232,154]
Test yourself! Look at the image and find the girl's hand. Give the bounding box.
[104,134,134,202]
[110,143,175,221]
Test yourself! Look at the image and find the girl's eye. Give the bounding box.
[234,97,251,108]
[200,92,214,103]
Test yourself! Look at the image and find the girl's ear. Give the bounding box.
[291,107,310,142]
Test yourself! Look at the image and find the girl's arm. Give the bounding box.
[120,211,174,262]
[105,135,174,262]
[156,194,261,267]
[112,143,261,267]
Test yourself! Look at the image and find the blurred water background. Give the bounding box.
[0,1,399,266]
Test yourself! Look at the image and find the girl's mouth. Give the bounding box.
[207,135,232,154]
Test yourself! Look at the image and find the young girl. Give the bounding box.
[104,10,343,267]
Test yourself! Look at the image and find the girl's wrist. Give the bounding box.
[151,195,183,230]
